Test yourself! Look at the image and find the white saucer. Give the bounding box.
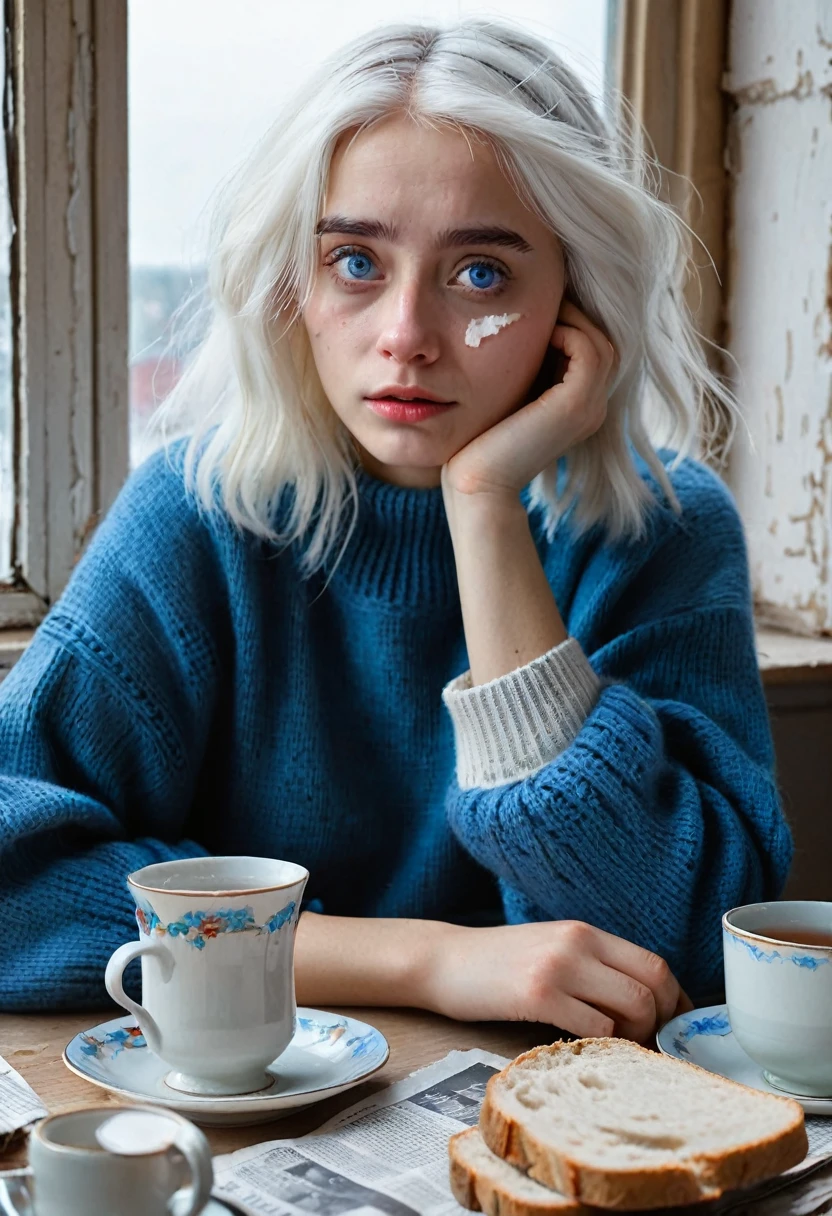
[0,1172,253,1216]
[657,1003,832,1116]
[63,1008,389,1127]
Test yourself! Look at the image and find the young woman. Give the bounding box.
[0,20,790,1040]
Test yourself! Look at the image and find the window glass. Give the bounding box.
[128,1,608,466]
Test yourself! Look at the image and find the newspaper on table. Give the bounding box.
[0,1052,48,1152]
[213,1049,832,1216]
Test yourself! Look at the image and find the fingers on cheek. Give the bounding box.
[588,342,614,377]
[553,326,592,360]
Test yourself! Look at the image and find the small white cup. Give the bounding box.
[105,855,308,1095]
[723,900,832,1097]
[27,1104,213,1216]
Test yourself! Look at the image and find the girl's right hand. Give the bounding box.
[420,919,692,1044]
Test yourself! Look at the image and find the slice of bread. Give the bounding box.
[450,1127,589,1215]
[478,1038,807,1210]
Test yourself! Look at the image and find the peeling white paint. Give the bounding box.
[464,313,522,348]
[8,0,129,608]
[725,1,832,633]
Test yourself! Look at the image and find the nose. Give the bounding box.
[375,279,441,366]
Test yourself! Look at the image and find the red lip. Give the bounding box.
[365,398,455,422]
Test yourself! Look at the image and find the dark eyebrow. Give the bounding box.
[436,226,534,254]
[315,215,534,254]
[315,215,397,242]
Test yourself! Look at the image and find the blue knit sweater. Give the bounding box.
[0,443,791,1011]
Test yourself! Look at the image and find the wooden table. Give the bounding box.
[0,1008,550,1171]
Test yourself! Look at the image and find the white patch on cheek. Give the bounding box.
[464,312,523,348]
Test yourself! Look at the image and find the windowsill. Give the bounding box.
[755,629,832,686]
[4,625,832,686]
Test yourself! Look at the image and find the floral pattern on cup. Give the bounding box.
[79,1025,147,1060]
[724,929,831,971]
[134,899,297,950]
[670,1010,731,1058]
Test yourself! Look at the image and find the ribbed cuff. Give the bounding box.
[441,637,601,790]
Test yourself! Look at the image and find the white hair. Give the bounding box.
[150,19,736,577]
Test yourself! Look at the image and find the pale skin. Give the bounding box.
[296,113,692,1042]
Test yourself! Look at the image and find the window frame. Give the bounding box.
[611,0,729,355]
[0,0,128,628]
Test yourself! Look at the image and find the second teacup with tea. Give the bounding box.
[723,899,832,1097]
[105,855,308,1095]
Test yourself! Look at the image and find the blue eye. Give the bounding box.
[459,262,504,292]
[345,253,374,278]
[329,248,380,282]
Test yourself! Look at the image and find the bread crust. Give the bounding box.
[449,1128,587,1216]
[478,1039,808,1210]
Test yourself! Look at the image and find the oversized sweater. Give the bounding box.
[0,441,791,1010]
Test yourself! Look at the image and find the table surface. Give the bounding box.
[0,1008,550,1171]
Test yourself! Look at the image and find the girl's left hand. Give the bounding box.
[442,300,617,499]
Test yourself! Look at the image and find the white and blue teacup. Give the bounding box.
[723,900,832,1097]
[106,855,308,1096]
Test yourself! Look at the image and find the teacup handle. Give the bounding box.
[167,1120,214,1216]
[104,939,174,1057]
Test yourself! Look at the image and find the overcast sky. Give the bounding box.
[128,0,608,267]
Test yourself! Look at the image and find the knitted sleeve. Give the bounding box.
[0,448,222,1011]
[441,465,792,1003]
[442,636,601,789]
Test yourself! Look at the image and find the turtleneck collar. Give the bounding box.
[319,466,460,610]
